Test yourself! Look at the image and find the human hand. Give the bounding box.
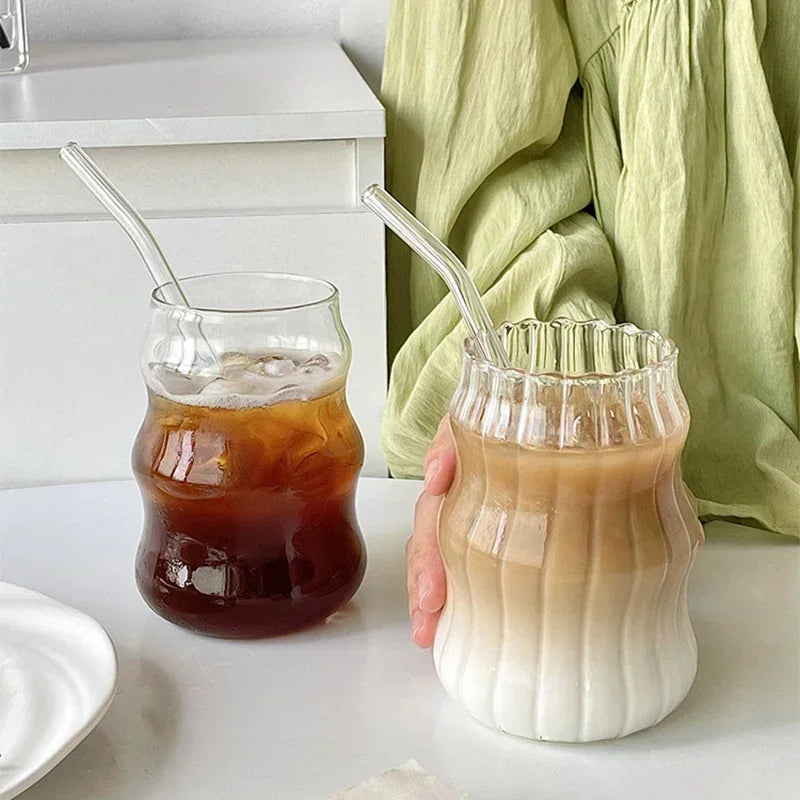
[407,416,456,648]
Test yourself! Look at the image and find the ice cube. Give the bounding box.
[253,354,296,377]
[267,384,305,403]
[220,352,254,370]
[240,371,282,394]
[150,363,216,395]
[301,353,330,369]
[200,377,256,396]
[298,353,335,382]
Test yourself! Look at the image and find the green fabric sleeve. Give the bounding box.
[381,1,617,476]
[381,0,586,352]
[581,0,800,536]
[380,0,800,537]
[382,211,617,477]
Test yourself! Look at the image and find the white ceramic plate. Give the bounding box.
[0,582,117,800]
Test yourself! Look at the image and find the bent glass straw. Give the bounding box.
[59,142,218,373]
[361,184,510,369]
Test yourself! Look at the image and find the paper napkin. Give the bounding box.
[327,760,469,799]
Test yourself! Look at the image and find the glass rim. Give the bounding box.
[465,317,680,385]
[150,271,339,315]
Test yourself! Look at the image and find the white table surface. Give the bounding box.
[0,38,384,149]
[1,478,798,800]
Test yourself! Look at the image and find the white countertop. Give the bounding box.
[1,479,798,799]
[0,38,384,149]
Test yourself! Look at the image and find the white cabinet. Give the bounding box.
[0,38,387,486]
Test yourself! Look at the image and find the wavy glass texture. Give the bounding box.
[433,319,704,742]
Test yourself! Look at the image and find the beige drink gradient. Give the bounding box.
[432,319,704,742]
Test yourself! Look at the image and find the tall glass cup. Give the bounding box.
[434,319,703,742]
[132,273,366,638]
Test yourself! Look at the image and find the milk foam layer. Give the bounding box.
[145,349,346,408]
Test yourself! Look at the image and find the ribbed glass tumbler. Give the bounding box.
[433,319,704,742]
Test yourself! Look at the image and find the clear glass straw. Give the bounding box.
[60,142,187,305]
[59,142,218,373]
[361,184,510,369]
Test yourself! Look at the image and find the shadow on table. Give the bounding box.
[355,528,410,628]
[639,524,800,747]
[20,653,180,799]
[288,528,410,643]
[288,601,369,642]
[430,526,799,755]
[628,616,799,748]
[568,597,797,750]
[430,613,799,760]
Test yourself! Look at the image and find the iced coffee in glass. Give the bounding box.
[132,273,365,638]
[434,319,703,742]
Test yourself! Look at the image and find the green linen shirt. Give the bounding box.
[380,0,800,537]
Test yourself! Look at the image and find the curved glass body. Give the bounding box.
[132,273,365,638]
[434,319,703,742]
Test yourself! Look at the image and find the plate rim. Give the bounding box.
[0,581,118,800]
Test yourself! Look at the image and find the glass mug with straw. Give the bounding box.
[435,319,703,741]
[60,145,365,637]
[133,273,365,637]
[362,185,703,742]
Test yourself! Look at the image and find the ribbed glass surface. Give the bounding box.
[454,318,687,449]
[434,319,703,742]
